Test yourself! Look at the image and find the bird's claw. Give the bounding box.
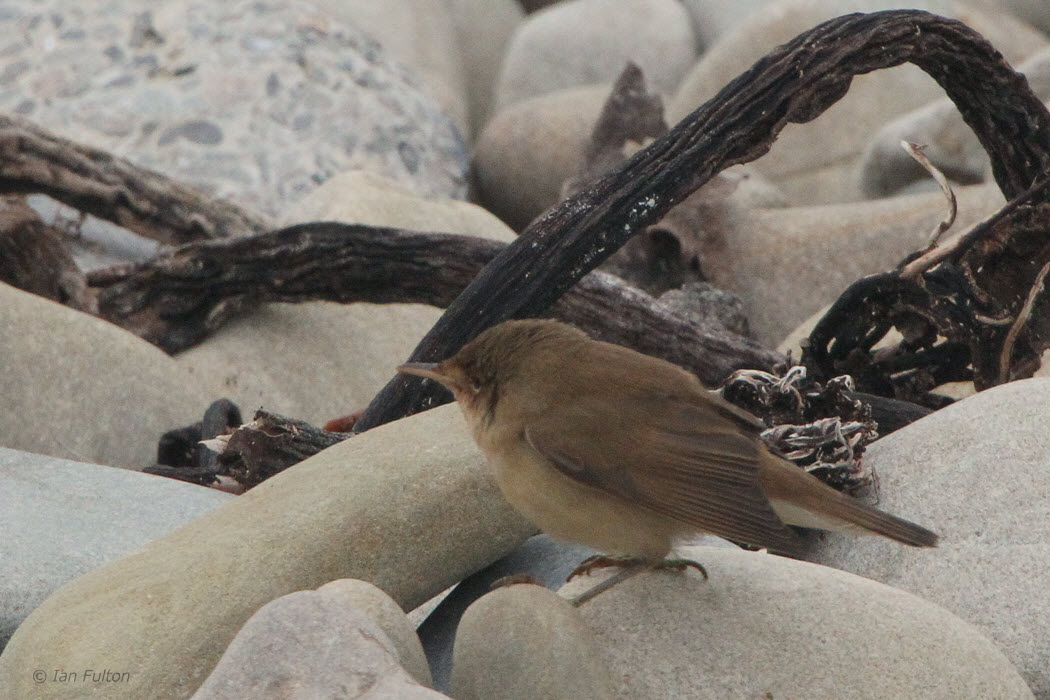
[567,555,643,581]
[655,558,708,580]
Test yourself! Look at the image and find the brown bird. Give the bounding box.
[398,319,936,598]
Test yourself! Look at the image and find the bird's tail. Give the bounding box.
[759,451,938,547]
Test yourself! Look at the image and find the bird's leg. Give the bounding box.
[655,558,708,580]
[568,561,649,607]
[566,556,709,607]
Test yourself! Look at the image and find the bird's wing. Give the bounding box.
[524,392,801,553]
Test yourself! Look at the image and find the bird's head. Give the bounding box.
[396,319,588,425]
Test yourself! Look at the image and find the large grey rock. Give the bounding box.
[451,584,615,700]
[0,0,468,214]
[190,589,447,699]
[475,84,612,230]
[669,0,1048,205]
[318,578,432,687]
[559,546,1033,698]
[284,169,517,241]
[0,404,535,699]
[968,0,1050,35]
[177,171,516,427]
[495,0,696,110]
[805,378,1050,697]
[421,533,737,693]
[0,448,232,651]
[860,46,1050,198]
[0,282,209,469]
[680,0,774,49]
[443,0,524,137]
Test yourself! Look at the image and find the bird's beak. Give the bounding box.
[396,362,448,384]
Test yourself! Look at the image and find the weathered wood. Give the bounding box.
[355,10,1050,431]
[89,222,781,384]
[220,410,348,489]
[805,175,1050,401]
[0,115,272,245]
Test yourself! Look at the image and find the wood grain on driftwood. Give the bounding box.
[90,222,781,385]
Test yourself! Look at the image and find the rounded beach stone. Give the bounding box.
[0,448,232,650]
[318,578,432,687]
[451,584,615,700]
[189,590,447,699]
[709,183,1005,346]
[559,546,1033,699]
[680,0,774,50]
[285,169,517,242]
[474,84,612,230]
[0,282,209,469]
[805,378,1050,697]
[494,0,696,111]
[443,0,524,137]
[859,47,1050,198]
[0,405,534,700]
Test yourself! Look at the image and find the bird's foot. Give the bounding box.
[567,555,644,582]
[654,558,708,580]
[566,556,708,607]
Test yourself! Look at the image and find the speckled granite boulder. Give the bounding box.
[313,0,469,136]
[0,0,468,215]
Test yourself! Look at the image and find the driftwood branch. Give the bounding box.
[89,222,781,385]
[0,115,271,245]
[805,174,1050,401]
[354,10,1050,431]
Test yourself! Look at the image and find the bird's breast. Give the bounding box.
[475,431,681,562]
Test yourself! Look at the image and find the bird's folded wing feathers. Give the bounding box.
[524,397,801,553]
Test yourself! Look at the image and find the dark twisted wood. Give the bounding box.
[355,10,1050,431]
[0,115,271,245]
